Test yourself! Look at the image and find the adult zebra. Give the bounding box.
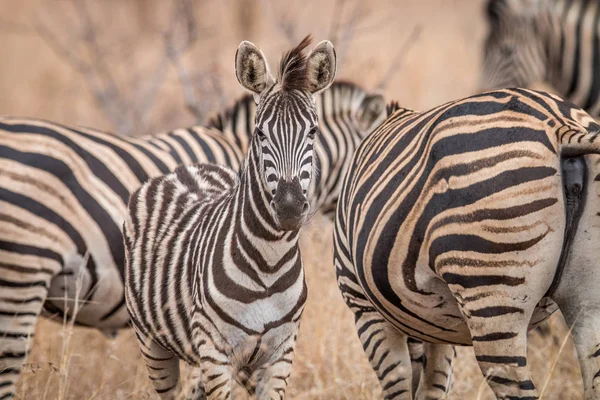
[481,0,600,117]
[334,88,600,399]
[124,37,336,399]
[0,82,385,400]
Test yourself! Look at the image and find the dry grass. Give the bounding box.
[0,0,586,399]
[15,217,583,399]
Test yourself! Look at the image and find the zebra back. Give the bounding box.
[334,88,600,399]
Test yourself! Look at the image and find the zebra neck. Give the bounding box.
[233,140,301,267]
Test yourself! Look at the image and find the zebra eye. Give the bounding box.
[307,127,318,139]
[256,128,267,140]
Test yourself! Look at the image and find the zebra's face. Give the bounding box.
[235,36,337,231]
[254,93,318,230]
[481,0,547,90]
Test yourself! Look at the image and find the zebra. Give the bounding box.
[334,88,600,399]
[0,82,386,400]
[481,0,600,118]
[124,37,337,399]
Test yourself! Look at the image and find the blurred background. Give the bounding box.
[0,0,579,399]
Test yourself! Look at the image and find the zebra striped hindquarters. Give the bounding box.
[482,0,600,117]
[334,88,600,399]
[124,36,337,400]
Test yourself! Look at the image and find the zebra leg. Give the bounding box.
[453,295,538,400]
[413,343,455,400]
[134,332,182,399]
[176,366,206,400]
[354,310,413,399]
[0,278,49,400]
[557,301,600,400]
[254,333,298,400]
[198,359,233,400]
[407,338,424,395]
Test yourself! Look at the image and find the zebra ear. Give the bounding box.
[357,94,386,133]
[235,41,275,100]
[305,40,337,95]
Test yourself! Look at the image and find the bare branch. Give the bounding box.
[375,24,422,92]
[327,0,345,43]
[263,0,303,45]
[164,0,204,121]
[34,0,134,135]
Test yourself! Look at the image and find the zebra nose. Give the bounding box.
[271,177,308,230]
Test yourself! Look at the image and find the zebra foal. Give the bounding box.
[124,36,336,399]
[334,88,600,399]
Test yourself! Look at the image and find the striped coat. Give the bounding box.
[334,88,600,399]
[0,78,384,399]
[124,37,337,399]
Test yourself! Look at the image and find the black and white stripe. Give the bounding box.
[482,0,600,117]
[0,74,389,400]
[334,88,600,399]
[0,77,385,399]
[124,37,337,399]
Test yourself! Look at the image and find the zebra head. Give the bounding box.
[235,36,337,230]
[481,0,548,90]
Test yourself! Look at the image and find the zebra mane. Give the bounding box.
[278,35,312,92]
[205,94,254,132]
[386,100,414,117]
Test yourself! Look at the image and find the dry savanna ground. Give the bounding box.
[0,0,585,398]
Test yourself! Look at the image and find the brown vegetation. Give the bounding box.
[0,0,582,398]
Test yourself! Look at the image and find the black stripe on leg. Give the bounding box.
[434,369,449,378]
[155,384,176,394]
[0,368,20,375]
[433,383,447,392]
[206,379,228,397]
[368,338,385,362]
[470,306,524,317]
[488,375,535,390]
[374,349,390,370]
[471,331,518,341]
[476,355,526,367]
[379,361,401,381]
[382,376,407,391]
[0,352,26,359]
[362,328,383,350]
[385,389,408,399]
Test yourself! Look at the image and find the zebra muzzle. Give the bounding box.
[270,177,309,230]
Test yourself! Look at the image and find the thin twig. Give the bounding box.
[164,0,205,121]
[33,0,134,135]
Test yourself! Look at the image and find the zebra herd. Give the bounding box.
[2,0,600,399]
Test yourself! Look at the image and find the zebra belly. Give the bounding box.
[377,290,559,346]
